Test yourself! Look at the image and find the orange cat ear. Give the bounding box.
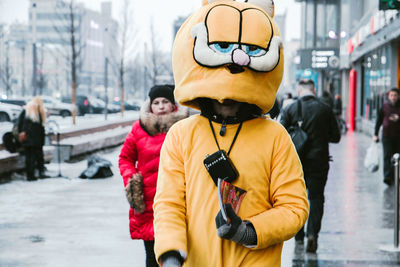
[202,0,226,6]
[247,0,275,18]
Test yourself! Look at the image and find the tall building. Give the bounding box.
[0,0,121,98]
[79,3,119,95]
[295,0,341,96]
[274,11,286,46]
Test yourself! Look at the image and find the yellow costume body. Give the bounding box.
[154,115,308,266]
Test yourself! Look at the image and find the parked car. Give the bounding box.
[0,98,27,107]
[0,102,23,122]
[113,99,141,111]
[61,95,92,115]
[107,102,121,113]
[39,96,74,117]
[88,97,120,114]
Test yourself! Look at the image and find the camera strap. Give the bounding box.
[208,119,243,156]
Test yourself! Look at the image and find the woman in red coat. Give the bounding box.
[119,85,188,267]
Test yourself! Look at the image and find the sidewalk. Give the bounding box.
[1,131,400,267]
[0,111,139,175]
[282,131,400,266]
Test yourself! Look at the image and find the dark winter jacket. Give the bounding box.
[319,92,334,110]
[118,101,188,241]
[333,98,342,116]
[374,101,400,137]
[280,95,341,173]
[18,109,45,148]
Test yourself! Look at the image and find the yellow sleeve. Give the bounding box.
[153,125,187,261]
[248,131,309,249]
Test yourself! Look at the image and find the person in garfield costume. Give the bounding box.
[119,85,188,267]
[153,1,309,266]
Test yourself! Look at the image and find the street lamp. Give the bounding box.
[32,2,38,96]
[103,26,108,120]
[16,39,27,96]
[328,30,338,39]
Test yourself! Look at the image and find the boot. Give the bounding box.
[384,177,393,186]
[306,236,318,253]
[39,170,50,179]
[27,176,37,181]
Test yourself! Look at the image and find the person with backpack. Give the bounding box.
[280,79,341,252]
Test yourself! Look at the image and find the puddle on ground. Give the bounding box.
[22,235,45,243]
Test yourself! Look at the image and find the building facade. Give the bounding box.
[340,0,400,134]
[296,0,400,134]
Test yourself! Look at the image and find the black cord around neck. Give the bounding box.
[208,119,243,156]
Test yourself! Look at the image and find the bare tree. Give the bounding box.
[0,41,14,97]
[126,55,145,99]
[146,20,164,87]
[104,0,138,117]
[143,20,174,90]
[36,44,47,95]
[50,0,84,125]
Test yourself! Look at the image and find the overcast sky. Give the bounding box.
[0,0,301,51]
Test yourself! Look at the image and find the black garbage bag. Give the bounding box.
[2,132,20,153]
[79,155,113,179]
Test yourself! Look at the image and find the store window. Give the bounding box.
[325,2,339,48]
[305,0,315,48]
[362,45,391,120]
[316,2,324,47]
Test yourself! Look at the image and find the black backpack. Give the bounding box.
[2,110,25,153]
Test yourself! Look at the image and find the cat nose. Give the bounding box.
[232,48,250,66]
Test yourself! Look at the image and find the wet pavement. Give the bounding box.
[0,132,400,266]
[282,131,400,266]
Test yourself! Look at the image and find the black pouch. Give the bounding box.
[203,150,238,186]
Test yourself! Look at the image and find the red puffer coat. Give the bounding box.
[119,101,188,240]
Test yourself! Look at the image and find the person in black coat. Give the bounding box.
[18,96,47,181]
[333,94,343,117]
[280,79,341,253]
[320,90,334,110]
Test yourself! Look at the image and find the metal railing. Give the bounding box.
[393,153,400,248]
[381,153,400,252]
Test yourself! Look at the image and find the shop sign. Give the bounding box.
[348,10,399,54]
[298,48,339,70]
[368,70,391,87]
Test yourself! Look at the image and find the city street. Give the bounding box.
[1,0,399,265]
[0,131,400,267]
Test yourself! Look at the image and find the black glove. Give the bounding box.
[215,204,257,246]
[162,257,182,267]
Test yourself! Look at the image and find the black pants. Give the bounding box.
[25,146,44,180]
[295,170,328,240]
[382,137,400,182]
[143,240,158,267]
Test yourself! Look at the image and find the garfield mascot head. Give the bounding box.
[173,0,283,114]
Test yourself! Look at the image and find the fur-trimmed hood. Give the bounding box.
[139,100,189,136]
